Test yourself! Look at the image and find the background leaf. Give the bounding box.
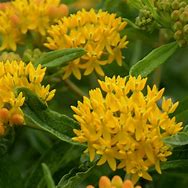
[129,42,178,77]
[18,88,80,145]
[35,48,85,68]
[0,154,24,188]
[42,163,56,188]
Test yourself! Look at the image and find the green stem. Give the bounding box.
[64,79,87,97]
[152,66,162,88]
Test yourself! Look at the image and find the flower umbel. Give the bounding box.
[45,9,128,79]
[87,175,142,188]
[0,60,55,136]
[72,76,183,182]
[0,0,68,51]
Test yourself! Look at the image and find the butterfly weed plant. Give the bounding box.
[0,0,188,188]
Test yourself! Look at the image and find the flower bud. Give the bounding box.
[10,14,20,25]
[111,175,123,187]
[183,24,188,33]
[180,11,188,22]
[171,10,180,21]
[171,1,179,10]
[179,1,187,8]
[0,122,5,136]
[174,30,183,40]
[173,21,183,31]
[0,108,10,123]
[10,113,24,125]
[99,176,111,188]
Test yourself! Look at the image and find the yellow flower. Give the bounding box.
[72,76,182,183]
[45,9,128,80]
[0,0,68,51]
[0,60,55,136]
[87,175,142,188]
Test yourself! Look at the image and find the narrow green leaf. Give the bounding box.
[42,163,56,188]
[129,42,178,77]
[35,48,86,68]
[17,88,80,145]
[57,164,95,188]
[128,0,144,9]
[163,132,188,146]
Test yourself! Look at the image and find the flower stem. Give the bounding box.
[64,79,87,97]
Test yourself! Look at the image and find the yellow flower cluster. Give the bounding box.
[0,60,55,136]
[87,176,141,188]
[0,0,68,51]
[45,9,128,80]
[72,76,182,182]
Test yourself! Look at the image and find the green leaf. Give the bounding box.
[25,142,84,188]
[163,132,188,146]
[0,154,24,188]
[57,164,95,188]
[129,42,178,77]
[42,163,56,188]
[128,0,144,9]
[17,88,80,145]
[35,48,86,68]
[161,159,188,172]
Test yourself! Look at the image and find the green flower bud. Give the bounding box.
[179,1,187,8]
[171,10,180,21]
[183,24,188,33]
[171,0,180,10]
[174,30,183,40]
[180,11,188,22]
[0,52,21,61]
[173,21,183,31]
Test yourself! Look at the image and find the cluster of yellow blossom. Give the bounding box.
[0,60,55,136]
[72,76,183,182]
[45,9,128,80]
[0,0,68,51]
[87,175,141,188]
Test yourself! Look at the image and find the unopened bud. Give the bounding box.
[174,30,183,40]
[180,2,187,8]
[171,1,180,10]
[180,11,188,22]
[173,21,183,31]
[86,186,94,188]
[183,24,188,33]
[171,10,180,21]
[99,176,111,188]
[111,175,123,187]
[11,114,24,125]
[0,108,9,123]
[0,122,5,136]
[58,4,69,17]
[122,179,134,188]
[10,14,20,25]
